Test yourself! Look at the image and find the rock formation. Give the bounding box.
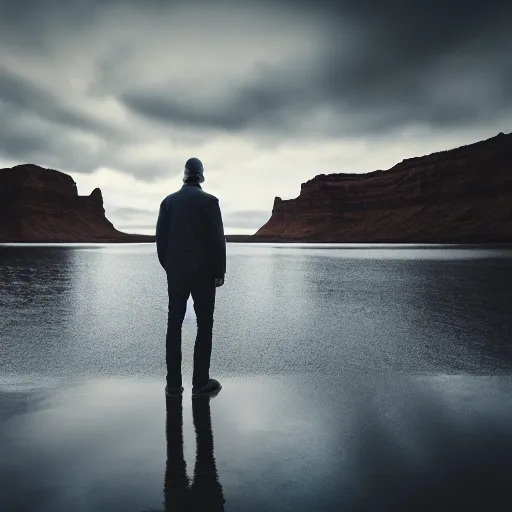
[255,132,512,243]
[0,164,155,243]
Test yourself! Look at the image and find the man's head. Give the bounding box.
[183,157,205,184]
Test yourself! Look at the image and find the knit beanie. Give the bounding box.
[183,157,205,183]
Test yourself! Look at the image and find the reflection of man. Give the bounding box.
[156,157,226,398]
[163,396,190,510]
[164,395,225,511]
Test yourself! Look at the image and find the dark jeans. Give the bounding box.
[166,276,216,389]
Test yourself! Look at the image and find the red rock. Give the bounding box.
[0,164,155,243]
[255,132,512,243]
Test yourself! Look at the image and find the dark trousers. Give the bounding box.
[166,276,216,389]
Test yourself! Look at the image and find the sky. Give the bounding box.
[0,0,511,235]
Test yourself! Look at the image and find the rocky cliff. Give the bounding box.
[0,164,154,243]
[255,132,512,243]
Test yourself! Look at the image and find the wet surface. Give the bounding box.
[1,244,511,510]
[1,374,512,511]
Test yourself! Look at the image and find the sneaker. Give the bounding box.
[192,378,222,398]
[165,385,184,397]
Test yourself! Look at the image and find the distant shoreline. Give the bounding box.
[0,238,155,244]
[1,236,511,249]
[224,235,512,246]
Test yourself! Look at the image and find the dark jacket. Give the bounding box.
[156,183,226,288]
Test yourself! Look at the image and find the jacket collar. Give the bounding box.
[182,183,202,189]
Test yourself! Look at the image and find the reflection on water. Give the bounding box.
[163,396,225,511]
[1,244,512,510]
[0,375,511,511]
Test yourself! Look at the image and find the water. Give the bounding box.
[1,244,511,381]
[1,243,512,511]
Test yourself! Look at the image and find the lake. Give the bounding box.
[1,243,512,511]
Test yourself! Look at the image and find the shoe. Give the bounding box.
[192,378,222,398]
[165,385,184,397]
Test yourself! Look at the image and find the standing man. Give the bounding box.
[156,157,226,398]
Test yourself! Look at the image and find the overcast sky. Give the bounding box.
[1,0,511,234]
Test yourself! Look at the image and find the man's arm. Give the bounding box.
[208,198,226,278]
[155,200,170,270]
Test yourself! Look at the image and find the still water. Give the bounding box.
[1,243,512,380]
[1,243,511,511]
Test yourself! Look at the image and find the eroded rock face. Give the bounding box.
[0,164,154,242]
[255,132,512,242]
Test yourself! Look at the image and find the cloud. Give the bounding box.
[115,0,512,138]
[0,67,114,135]
[0,71,190,179]
[0,0,511,233]
[108,204,271,234]
[2,1,511,149]
[109,206,156,219]
[222,210,272,230]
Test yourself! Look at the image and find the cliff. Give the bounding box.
[0,164,155,243]
[255,132,512,243]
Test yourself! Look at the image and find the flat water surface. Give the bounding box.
[1,243,511,380]
[1,243,511,511]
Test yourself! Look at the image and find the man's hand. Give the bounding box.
[215,276,225,287]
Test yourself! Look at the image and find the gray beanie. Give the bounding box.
[183,157,205,183]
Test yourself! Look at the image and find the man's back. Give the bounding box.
[156,183,226,289]
[158,157,225,399]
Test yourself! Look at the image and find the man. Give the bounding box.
[156,157,226,399]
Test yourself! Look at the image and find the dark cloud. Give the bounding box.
[0,71,181,179]
[0,113,105,175]
[0,68,139,176]
[120,0,512,137]
[0,114,50,158]
[0,68,114,135]
[0,0,511,176]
